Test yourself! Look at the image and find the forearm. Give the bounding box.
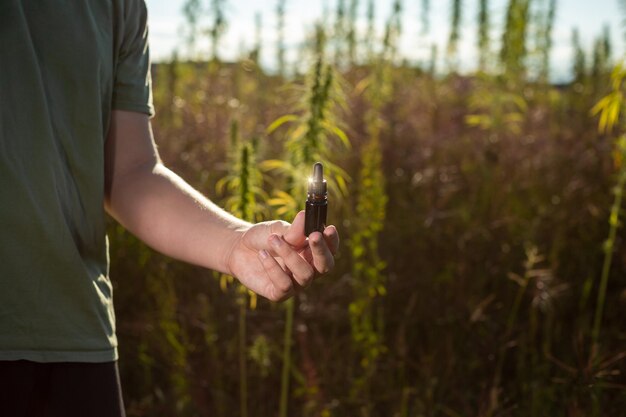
[103,111,338,301]
[105,162,250,275]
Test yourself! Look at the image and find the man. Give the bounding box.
[0,1,339,416]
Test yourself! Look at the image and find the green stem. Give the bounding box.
[589,151,626,417]
[279,298,295,417]
[592,166,626,349]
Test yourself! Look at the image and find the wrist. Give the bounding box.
[221,223,251,276]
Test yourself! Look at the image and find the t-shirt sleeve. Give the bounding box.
[112,0,155,117]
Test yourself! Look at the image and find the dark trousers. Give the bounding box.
[0,360,125,417]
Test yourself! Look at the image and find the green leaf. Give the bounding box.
[215,177,228,195]
[334,175,349,197]
[259,159,288,172]
[266,114,298,134]
[321,121,351,149]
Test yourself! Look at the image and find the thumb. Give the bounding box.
[282,210,307,248]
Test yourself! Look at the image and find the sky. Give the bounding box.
[144,0,623,82]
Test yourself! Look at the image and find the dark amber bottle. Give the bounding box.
[304,162,327,236]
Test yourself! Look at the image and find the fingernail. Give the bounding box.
[259,249,269,259]
[269,234,281,247]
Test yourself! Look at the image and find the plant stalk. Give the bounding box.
[279,298,295,417]
[591,161,626,349]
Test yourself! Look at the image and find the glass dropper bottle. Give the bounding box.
[304,162,328,236]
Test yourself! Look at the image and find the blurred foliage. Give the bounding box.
[108,1,626,416]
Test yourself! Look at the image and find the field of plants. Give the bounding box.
[108,0,626,416]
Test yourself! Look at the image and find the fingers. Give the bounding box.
[308,231,335,274]
[268,234,315,288]
[257,249,294,302]
[323,225,339,254]
[282,210,307,249]
[253,219,340,302]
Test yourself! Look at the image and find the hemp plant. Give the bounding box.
[382,0,403,65]
[590,63,626,353]
[276,0,287,78]
[347,130,388,401]
[348,28,391,403]
[261,26,349,417]
[182,0,203,58]
[447,0,463,70]
[365,0,376,61]
[535,0,557,84]
[500,0,531,85]
[346,0,360,66]
[543,62,626,416]
[208,0,228,63]
[333,0,347,67]
[215,119,267,417]
[477,0,491,73]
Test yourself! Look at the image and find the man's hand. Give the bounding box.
[226,211,339,302]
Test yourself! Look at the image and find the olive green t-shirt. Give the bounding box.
[0,0,154,362]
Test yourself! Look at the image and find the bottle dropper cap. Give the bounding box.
[308,162,327,195]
